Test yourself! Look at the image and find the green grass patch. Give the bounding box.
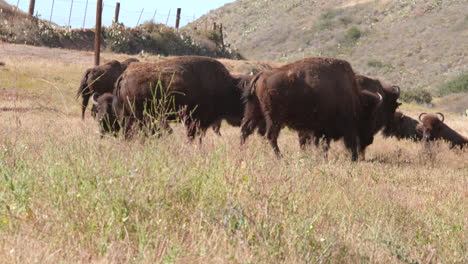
[400,89,433,104]
[437,72,468,96]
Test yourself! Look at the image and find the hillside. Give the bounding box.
[194,0,468,98]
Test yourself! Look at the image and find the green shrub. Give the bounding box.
[367,60,385,68]
[346,26,361,42]
[437,72,468,96]
[400,89,432,104]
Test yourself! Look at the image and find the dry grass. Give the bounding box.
[0,48,467,264]
[197,0,468,95]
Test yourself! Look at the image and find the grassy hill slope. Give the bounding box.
[194,0,467,99]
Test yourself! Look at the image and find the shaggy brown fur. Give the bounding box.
[419,113,467,149]
[108,56,243,140]
[241,57,385,161]
[382,111,423,141]
[77,58,139,119]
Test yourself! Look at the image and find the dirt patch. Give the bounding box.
[0,106,61,113]
[0,42,95,66]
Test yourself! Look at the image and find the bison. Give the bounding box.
[95,56,244,140]
[77,58,139,119]
[90,92,120,136]
[418,112,467,149]
[240,57,386,161]
[382,111,423,141]
[296,74,402,151]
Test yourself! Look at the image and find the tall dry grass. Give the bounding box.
[0,51,467,263]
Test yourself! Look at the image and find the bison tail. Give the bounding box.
[241,73,262,104]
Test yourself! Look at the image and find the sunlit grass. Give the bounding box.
[0,50,466,263]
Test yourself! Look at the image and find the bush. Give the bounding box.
[400,89,432,104]
[346,26,361,42]
[437,72,468,96]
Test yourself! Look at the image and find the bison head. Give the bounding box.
[382,112,423,140]
[358,90,383,150]
[418,112,444,141]
[91,93,120,136]
[355,75,401,133]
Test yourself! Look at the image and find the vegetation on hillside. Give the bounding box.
[0,1,241,59]
[195,0,468,105]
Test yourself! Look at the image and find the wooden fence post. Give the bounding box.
[68,0,74,28]
[114,2,120,23]
[94,0,103,66]
[152,9,157,23]
[165,9,171,25]
[175,8,181,29]
[219,23,224,46]
[82,0,88,28]
[136,8,144,27]
[49,0,55,22]
[28,0,35,16]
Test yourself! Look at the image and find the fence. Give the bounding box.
[4,0,197,29]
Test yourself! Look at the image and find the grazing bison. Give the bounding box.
[382,111,423,141]
[210,74,267,136]
[418,112,468,149]
[77,58,139,119]
[241,57,384,161]
[90,92,119,136]
[296,74,402,151]
[97,56,244,140]
[355,75,401,134]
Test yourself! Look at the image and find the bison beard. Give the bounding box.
[99,56,244,141]
[240,57,385,161]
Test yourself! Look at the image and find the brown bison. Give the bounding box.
[382,111,423,141]
[96,56,244,140]
[418,112,468,149]
[240,57,386,161]
[296,74,402,151]
[210,74,268,136]
[90,92,120,136]
[77,58,139,119]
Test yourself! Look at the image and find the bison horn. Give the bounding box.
[91,93,99,105]
[436,112,445,122]
[392,85,400,94]
[418,113,427,122]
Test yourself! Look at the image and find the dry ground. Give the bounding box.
[0,44,467,263]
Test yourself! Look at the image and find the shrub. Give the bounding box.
[437,72,468,96]
[346,26,361,42]
[367,60,385,68]
[400,89,432,104]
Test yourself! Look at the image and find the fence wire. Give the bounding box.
[4,0,197,29]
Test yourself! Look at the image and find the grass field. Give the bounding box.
[0,45,467,263]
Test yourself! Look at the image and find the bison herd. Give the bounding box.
[77,56,467,161]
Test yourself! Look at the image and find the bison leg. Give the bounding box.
[240,100,263,145]
[344,133,359,162]
[212,119,222,136]
[298,131,312,150]
[265,120,283,158]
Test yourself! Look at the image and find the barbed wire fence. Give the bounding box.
[4,0,197,29]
